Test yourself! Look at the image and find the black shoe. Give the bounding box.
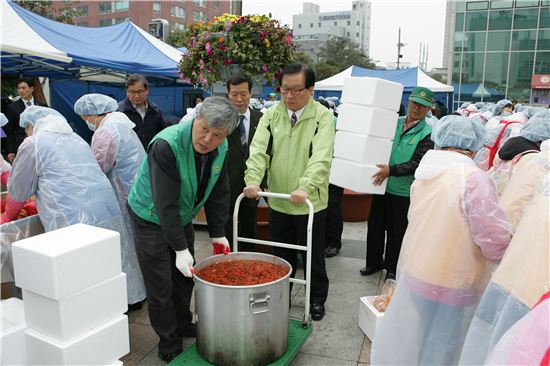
[126,300,144,312]
[385,272,396,281]
[360,266,382,276]
[176,322,197,338]
[310,303,325,321]
[157,349,182,363]
[324,247,340,258]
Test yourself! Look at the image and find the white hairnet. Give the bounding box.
[519,117,550,142]
[432,115,486,152]
[19,106,64,128]
[493,99,512,116]
[74,94,118,116]
[33,115,73,136]
[460,102,470,109]
[0,112,7,127]
[531,109,550,119]
[475,102,485,109]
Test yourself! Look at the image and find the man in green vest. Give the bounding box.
[360,87,435,281]
[127,96,238,363]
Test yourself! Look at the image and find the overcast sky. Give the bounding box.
[242,0,448,70]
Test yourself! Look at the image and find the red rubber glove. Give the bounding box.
[0,196,26,224]
[0,171,10,188]
[211,237,231,255]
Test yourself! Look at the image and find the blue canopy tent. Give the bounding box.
[1,0,197,140]
[314,66,454,113]
[452,83,506,109]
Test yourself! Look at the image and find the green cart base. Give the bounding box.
[169,319,313,366]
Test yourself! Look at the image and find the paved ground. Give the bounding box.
[121,222,378,366]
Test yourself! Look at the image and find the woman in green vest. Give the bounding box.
[361,87,434,281]
[127,96,238,363]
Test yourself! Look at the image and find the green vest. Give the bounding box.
[128,120,227,225]
[386,116,432,197]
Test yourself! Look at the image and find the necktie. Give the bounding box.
[290,113,297,127]
[238,115,247,147]
[26,101,32,107]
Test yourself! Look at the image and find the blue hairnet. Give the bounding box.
[19,106,64,128]
[493,99,512,116]
[74,94,118,116]
[0,112,7,127]
[460,102,470,109]
[432,115,486,152]
[475,102,485,109]
[519,117,550,142]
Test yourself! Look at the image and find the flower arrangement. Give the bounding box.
[178,14,296,88]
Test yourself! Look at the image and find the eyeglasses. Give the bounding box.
[128,89,147,95]
[280,86,307,95]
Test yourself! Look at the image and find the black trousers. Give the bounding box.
[225,198,257,252]
[325,184,344,249]
[270,208,329,305]
[129,208,194,355]
[365,192,410,274]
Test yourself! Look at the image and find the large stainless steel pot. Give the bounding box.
[194,252,291,366]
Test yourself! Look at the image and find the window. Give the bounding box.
[310,23,313,28]
[334,21,337,25]
[356,21,360,25]
[538,29,550,50]
[193,0,199,5]
[318,22,321,27]
[456,1,467,12]
[484,53,509,97]
[214,1,220,10]
[466,1,488,11]
[489,10,513,30]
[465,11,488,31]
[298,24,302,28]
[193,11,200,20]
[347,32,350,37]
[454,31,465,51]
[171,6,185,18]
[114,0,129,12]
[487,30,511,50]
[464,32,487,51]
[98,2,112,14]
[347,20,351,25]
[456,13,465,31]
[179,8,186,18]
[356,32,359,37]
[507,52,535,101]
[114,17,128,24]
[490,0,513,8]
[512,30,538,50]
[460,52,485,85]
[515,0,539,7]
[513,8,539,29]
[540,7,550,28]
[534,51,550,73]
[99,18,114,26]
[74,5,88,16]
[153,2,161,13]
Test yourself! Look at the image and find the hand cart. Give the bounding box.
[170,192,314,366]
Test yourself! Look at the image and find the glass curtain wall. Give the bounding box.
[452,0,550,108]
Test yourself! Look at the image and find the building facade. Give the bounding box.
[444,0,550,107]
[53,0,230,33]
[292,1,371,61]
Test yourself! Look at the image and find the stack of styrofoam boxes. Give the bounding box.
[358,296,384,341]
[1,297,27,364]
[12,224,130,365]
[330,77,404,194]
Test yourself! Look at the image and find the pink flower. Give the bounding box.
[224,22,232,31]
[205,42,213,56]
[261,64,268,72]
[178,73,184,79]
[285,35,292,44]
[259,31,267,40]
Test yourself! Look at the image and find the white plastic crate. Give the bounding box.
[358,296,384,341]
[341,77,404,112]
[23,273,127,342]
[330,157,387,195]
[337,103,399,139]
[334,131,393,165]
[1,298,27,365]
[13,224,121,300]
[25,314,129,365]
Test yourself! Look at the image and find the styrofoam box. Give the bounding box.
[1,298,27,365]
[358,296,384,341]
[13,224,121,300]
[25,315,129,365]
[341,77,404,112]
[23,273,127,342]
[337,103,399,139]
[330,157,387,195]
[334,132,393,165]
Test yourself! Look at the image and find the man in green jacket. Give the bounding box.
[361,87,434,281]
[127,96,238,363]
[244,63,335,321]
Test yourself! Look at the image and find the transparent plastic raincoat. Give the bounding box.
[91,111,146,304]
[371,150,512,365]
[459,173,549,365]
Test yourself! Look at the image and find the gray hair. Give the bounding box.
[195,96,239,134]
[125,74,148,90]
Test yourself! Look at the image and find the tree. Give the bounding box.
[291,50,312,65]
[316,36,376,79]
[15,1,82,24]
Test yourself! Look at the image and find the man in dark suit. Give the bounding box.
[4,77,48,161]
[118,74,166,149]
[225,75,263,250]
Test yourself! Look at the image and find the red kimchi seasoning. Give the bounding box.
[196,260,289,286]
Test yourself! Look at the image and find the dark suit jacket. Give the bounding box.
[118,98,166,149]
[4,99,48,154]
